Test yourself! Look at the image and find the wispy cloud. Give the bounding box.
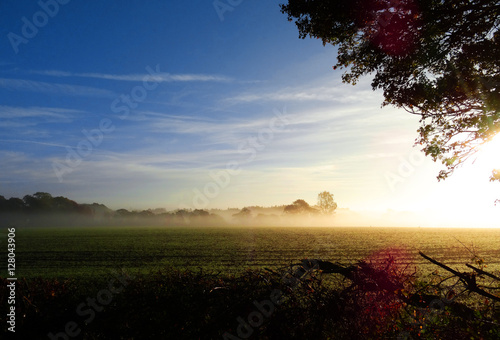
[0,139,69,148]
[118,109,294,149]
[0,78,115,97]
[124,110,255,132]
[227,85,377,103]
[0,105,81,119]
[0,151,55,184]
[29,70,233,83]
[224,75,380,104]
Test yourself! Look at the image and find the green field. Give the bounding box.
[8,226,500,279]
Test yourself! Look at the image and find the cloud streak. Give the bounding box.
[0,78,115,97]
[226,84,378,104]
[0,139,69,149]
[29,70,233,83]
[0,105,82,119]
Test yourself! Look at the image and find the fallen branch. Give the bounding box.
[419,252,500,303]
[466,263,500,281]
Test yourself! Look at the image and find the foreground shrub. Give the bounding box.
[1,251,499,339]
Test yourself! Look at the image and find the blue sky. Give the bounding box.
[1,1,499,226]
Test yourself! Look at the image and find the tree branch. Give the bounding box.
[419,252,500,303]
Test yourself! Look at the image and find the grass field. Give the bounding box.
[2,226,500,339]
[8,226,500,279]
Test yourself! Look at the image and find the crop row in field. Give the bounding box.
[4,226,500,279]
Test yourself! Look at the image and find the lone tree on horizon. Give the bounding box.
[317,191,338,214]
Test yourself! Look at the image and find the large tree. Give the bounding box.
[281,0,500,180]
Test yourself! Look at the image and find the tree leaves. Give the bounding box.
[281,0,500,179]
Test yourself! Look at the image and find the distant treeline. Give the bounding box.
[0,192,223,227]
[1,192,338,227]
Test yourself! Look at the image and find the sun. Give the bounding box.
[433,133,500,227]
[475,133,500,175]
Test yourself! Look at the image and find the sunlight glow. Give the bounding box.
[476,133,500,173]
[423,133,500,228]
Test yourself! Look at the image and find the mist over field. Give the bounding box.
[0,191,460,229]
[2,191,497,229]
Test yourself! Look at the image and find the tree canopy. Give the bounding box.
[281,0,500,180]
[317,191,338,214]
[284,199,319,215]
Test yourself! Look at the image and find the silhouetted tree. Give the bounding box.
[138,210,155,218]
[284,199,319,215]
[6,197,26,212]
[232,207,252,219]
[173,209,190,224]
[317,191,338,214]
[0,196,6,212]
[116,209,132,217]
[52,196,80,212]
[281,0,500,180]
[192,209,210,217]
[23,192,54,211]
